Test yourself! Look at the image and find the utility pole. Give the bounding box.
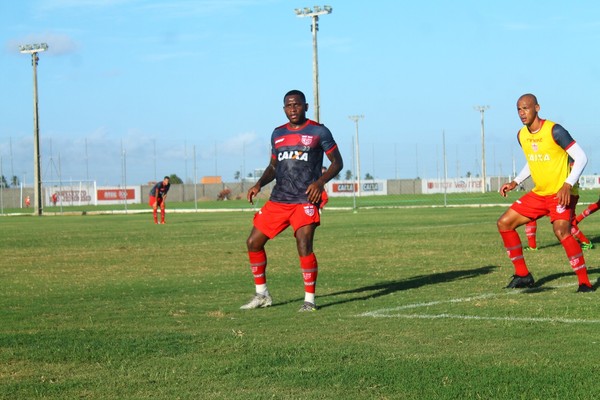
[294,5,332,122]
[474,105,490,193]
[348,115,364,196]
[20,43,48,216]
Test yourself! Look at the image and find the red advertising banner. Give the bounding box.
[331,182,358,193]
[97,188,136,201]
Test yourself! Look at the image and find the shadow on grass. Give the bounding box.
[528,234,598,251]
[315,265,498,309]
[530,267,600,291]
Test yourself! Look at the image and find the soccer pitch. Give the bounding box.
[1,206,599,399]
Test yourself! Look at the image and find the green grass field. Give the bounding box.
[1,203,600,399]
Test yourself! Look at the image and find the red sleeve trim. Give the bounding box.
[564,141,575,151]
[325,144,338,155]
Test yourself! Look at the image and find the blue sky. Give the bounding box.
[2,0,600,186]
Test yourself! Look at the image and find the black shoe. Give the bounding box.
[505,273,535,289]
[577,284,594,293]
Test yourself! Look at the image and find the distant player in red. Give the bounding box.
[498,94,592,292]
[149,176,171,224]
[572,196,600,249]
[523,183,591,250]
[240,90,343,312]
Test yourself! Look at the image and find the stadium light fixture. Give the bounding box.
[294,5,332,123]
[20,42,49,216]
[19,43,49,54]
[349,115,364,197]
[474,105,490,194]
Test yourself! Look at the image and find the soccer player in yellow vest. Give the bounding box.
[498,94,593,292]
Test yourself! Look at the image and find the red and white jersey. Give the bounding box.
[270,119,338,204]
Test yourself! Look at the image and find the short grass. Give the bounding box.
[1,205,600,399]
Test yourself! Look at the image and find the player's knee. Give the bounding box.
[553,229,570,241]
[497,216,509,231]
[246,235,265,252]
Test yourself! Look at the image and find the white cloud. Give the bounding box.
[221,131,258,156]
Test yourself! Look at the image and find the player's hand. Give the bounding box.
[305,182,324,204]
[247,185,261,204]
[556,183,572,207]
[499,181,516,197]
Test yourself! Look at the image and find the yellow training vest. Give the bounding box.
[518,120,570,196]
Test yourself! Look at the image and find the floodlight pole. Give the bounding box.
[349,115,364,197]
[294,5,332,123]
[474,105,490,194]
[20,43,48,216]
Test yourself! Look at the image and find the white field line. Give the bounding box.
[363,313,600,324]
[357,282,600,324]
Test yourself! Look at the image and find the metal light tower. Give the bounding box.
[349,115,364,197]
[474,105,490,193]
[20,43,48,216]
[294,5,332,123]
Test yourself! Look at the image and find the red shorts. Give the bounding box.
[253,200,320,239]
[149,196,164,208]
[511,192,578,223]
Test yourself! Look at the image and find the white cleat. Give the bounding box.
[240,293,272,310]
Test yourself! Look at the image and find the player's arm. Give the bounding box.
[500,164,530,197]
[557,142,588,206]
[553,124,587,206]
[150,184,158,207]
[306,147,343,204]
[247,157,277,204]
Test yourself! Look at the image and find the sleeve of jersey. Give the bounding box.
[565,142,587,187]
[513,163,531,185]
[552,124,587,186]
[270,131,277,159]
[552,124,575,149]
[319,125,338,153]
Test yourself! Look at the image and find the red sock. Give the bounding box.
[571,224,591,245]
[561,235,591,287]
[577,202,600,223]
[499,230,529,276]
[300,253,318,294]
[248,250,267,285]
[153,209,158,223]
[525,221,537,248]
[160,207,166,223]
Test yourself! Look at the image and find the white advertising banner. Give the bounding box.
[45,182,96,206]
[421,178,485,194]
[579,175,600,190]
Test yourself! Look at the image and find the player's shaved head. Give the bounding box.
[518,93,538,106]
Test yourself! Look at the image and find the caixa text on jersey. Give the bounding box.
[278,151,309,161]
